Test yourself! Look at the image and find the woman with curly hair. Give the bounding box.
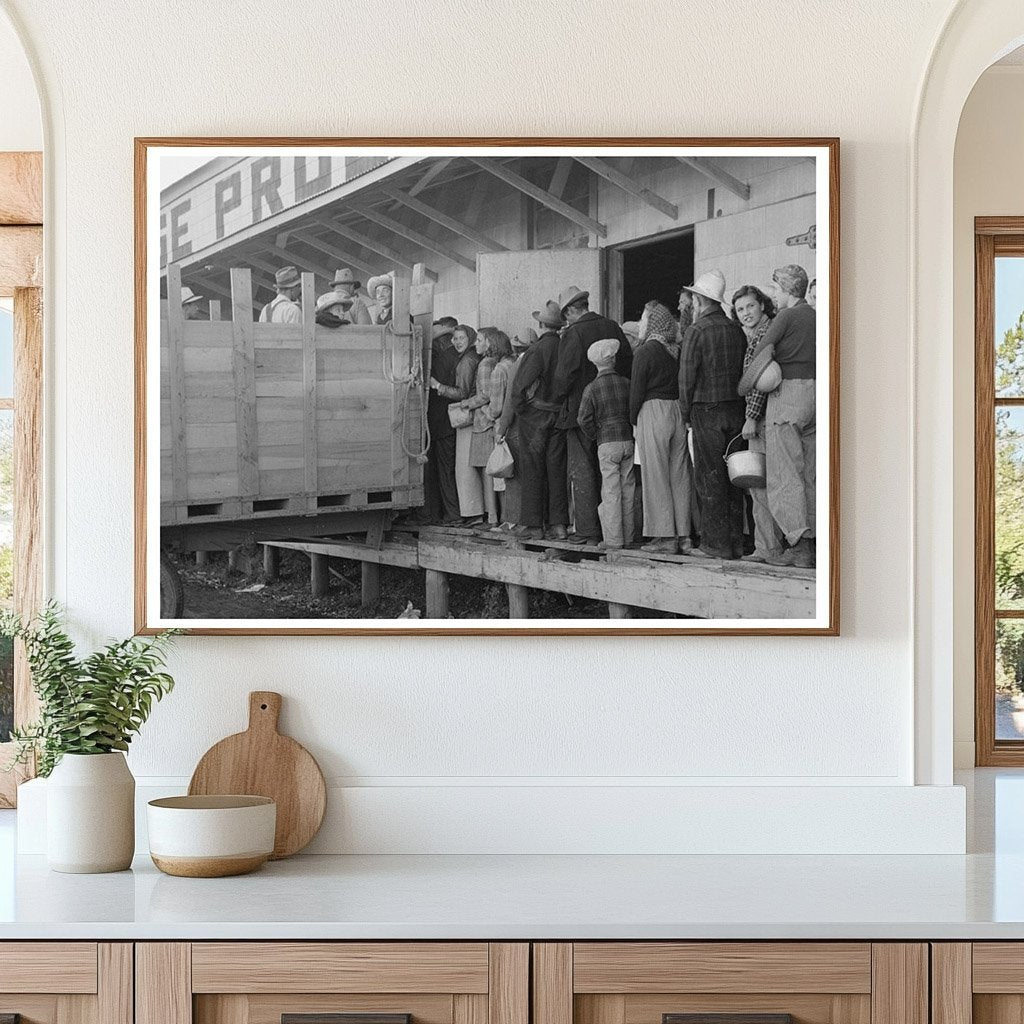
[732,284,784,563]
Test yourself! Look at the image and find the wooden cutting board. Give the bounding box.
[188,691,326,859]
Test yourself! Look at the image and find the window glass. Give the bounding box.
[996,257,1024,397]
[997,406,1024,610]
[997,620,1024,740]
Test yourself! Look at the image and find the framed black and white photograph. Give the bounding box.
[135,138,839,635]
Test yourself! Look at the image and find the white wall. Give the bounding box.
[0,0,972,852]
[952,66,1024,767]
[0,8,39,152]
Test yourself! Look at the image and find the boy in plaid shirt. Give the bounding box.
[577,339,636,549]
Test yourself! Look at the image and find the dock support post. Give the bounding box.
[361,563,380,607]
[195,551,208,567]
[507,583,529,618]
[608,602,631,619]
[425,569,449,618]
[310,553,329,597]
[264,545,280,580]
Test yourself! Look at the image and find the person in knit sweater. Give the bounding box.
[629,300,692,555]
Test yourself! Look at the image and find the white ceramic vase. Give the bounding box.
[46,752,135,873]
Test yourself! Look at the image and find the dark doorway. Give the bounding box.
[618,229,694,323]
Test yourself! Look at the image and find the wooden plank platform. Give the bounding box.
[260,526,816,620]
[264,535,419,569]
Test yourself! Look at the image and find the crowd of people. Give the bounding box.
[182,259,818,570]
[418,264,818,569]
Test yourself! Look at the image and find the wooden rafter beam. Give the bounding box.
[469,157,607,238]
[263,242,333,280]
[408,158,453,196]
[185,275,233,301]
[548,157,573,199]
[312,218,414,270]
[291,228,383,277]
[676,156,751,201]
[348,202,476,271]
[574,156,678,220]
[376,186,507,253]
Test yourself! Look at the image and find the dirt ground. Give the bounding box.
[174,548,620,620]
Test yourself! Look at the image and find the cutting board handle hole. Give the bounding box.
[260,703,268,710]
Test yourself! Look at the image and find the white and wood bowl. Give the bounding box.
[147,795,276,877]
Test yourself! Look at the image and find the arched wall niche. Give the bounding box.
[914,0,1024,785]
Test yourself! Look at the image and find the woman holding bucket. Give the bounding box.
[732,285,784,564]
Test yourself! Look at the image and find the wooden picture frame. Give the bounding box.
[975,216,1024,764]
[135,137,840,635]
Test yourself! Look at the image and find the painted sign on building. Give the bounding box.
[159,155,391,266]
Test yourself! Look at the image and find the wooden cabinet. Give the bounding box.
[136,944,528,1024]
[532,944,928,1024]
[933,943,1023,1024]
[0,938,945,1024]
[0,943,132,1024]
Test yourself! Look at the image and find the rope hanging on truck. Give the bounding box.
[382,320,430,461]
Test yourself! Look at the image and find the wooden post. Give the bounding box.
[166,264,189,506]
[264,545,280,580]
[195,551,208,567]
[608,602,631,619]
[361,563,380,607]
[425,569,449,618]
[301,271,318,511]
[310,553,329,597]
[208,298,221,321]
[507,583,529,618]
[230,268,258,502]
[227,548,241,571]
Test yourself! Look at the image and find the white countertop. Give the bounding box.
[1,849,1023,940]
[1,769,1022,941]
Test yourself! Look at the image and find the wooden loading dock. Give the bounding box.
[262,525,816,621]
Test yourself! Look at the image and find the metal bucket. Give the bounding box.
[724,433,766,490]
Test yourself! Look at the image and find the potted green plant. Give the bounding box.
[2,603,178,873]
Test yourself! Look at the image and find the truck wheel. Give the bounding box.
[160,551,185,618]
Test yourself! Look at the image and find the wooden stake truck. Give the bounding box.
[159,263,434,615]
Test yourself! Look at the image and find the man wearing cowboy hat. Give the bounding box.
[678,269,747,560]
[551,285,632,545]
[180,286,205,321]
[259,266,303,324]
[366,273,394,325]
[314,291,354,327]
[320,267,371,325]
[424,317,462,524]
[506,301,570,541]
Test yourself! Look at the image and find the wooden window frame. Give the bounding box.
[0,151,43,806]
[975,217,1024,765]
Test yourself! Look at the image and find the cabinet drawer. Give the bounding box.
[937,942,1024,1024]
[0,943,130,1024]
[0,942,99,994]
[191,943,491,994]
[571,944,872,994]
[139,943,528,1024]
[534,944,925,1024]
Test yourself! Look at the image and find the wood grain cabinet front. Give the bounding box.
[136,944,529,1024]
[533,944,929,1024]
[0,943,132,1024]
[933,943,1024,1024]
